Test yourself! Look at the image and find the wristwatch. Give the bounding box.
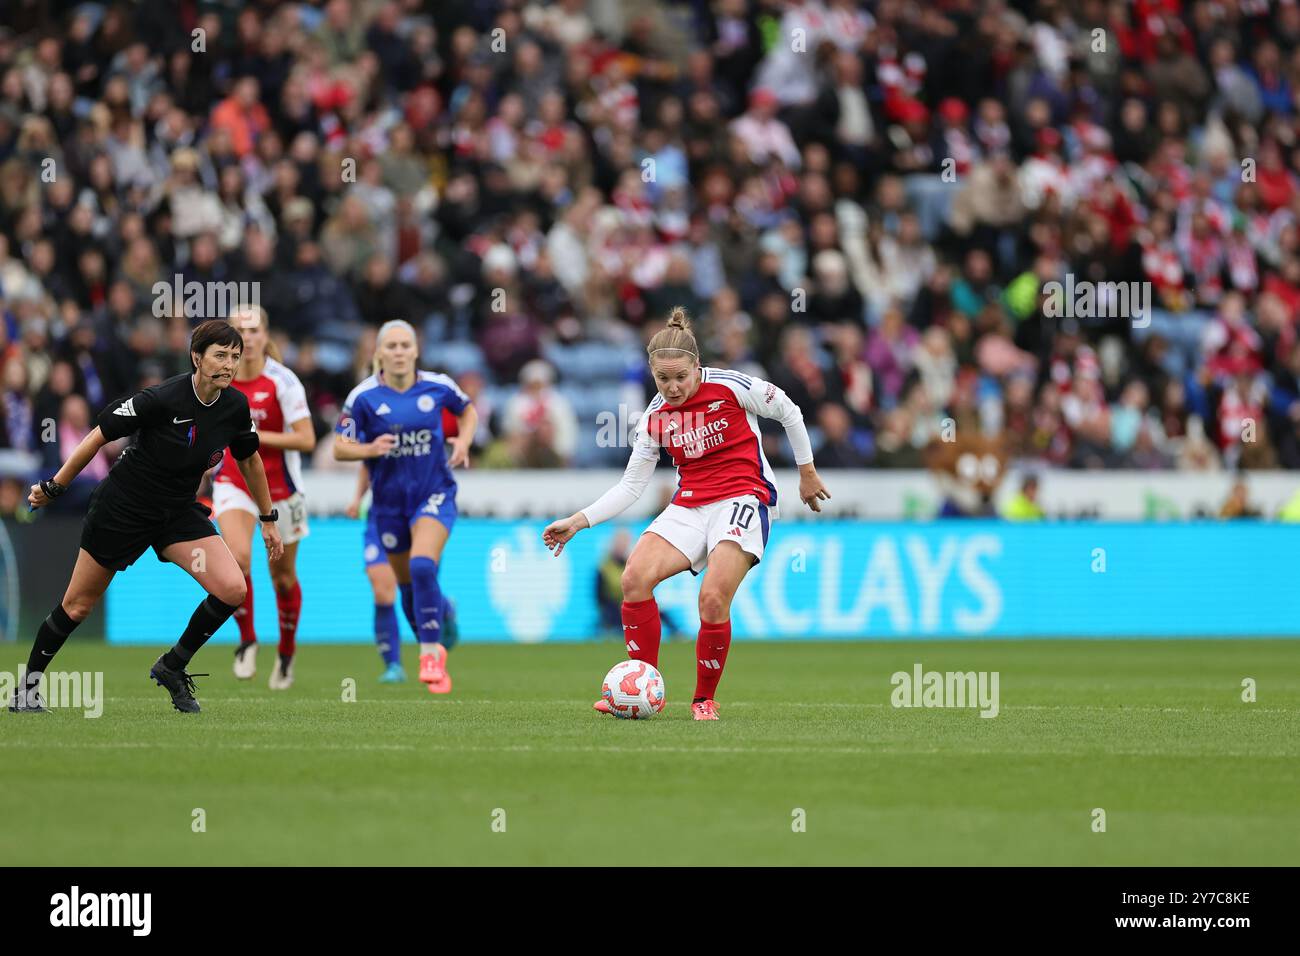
[40,478,66,498]
[259,509,279,523]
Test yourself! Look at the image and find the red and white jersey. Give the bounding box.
[639,368,810,511]
[580,368,813,528]
[214,357,310,499]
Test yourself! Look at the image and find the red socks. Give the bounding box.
[234,574,255,645]
[276,582,302,659]
[621,601,733,702]
[694,619,732,702]
[621,598,662,667]
[233,574,301,659]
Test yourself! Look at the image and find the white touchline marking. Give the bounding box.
[0,739,415,753]
[0,740,1290,759]
[96,697,1300,713]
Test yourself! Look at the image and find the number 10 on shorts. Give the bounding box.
[729,501,755,530]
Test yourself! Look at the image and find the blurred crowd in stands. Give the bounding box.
[6,0,1300,518]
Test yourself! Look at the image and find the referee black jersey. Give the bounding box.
[97,373,261,509]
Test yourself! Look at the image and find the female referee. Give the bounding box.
[333,320,475,694]
[14,320,284,714]
[214,305,315,690]
[542,308,831,720]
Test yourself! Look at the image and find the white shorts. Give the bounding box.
[212,483,310,545]
[645,494,771,574]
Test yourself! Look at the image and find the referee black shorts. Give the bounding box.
[80,476,219,572]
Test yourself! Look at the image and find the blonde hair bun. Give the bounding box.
[647,307,699,360]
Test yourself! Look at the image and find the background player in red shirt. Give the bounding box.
[215,306,316,689]
[543,308,831,720]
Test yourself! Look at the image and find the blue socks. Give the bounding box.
[374,602,401,665]
[397,575,451,649]
[398,582,416,634]
[409,556,444,644]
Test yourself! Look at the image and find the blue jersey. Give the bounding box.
[337,371,470,518]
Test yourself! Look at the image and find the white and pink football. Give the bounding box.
[600,660,666,720]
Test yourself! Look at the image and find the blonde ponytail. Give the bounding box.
[647,307,699,362]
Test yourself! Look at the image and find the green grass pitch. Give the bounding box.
[2,640,1297,865]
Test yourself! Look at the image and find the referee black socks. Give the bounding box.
[163,595,242,671]
[26,604,81,674]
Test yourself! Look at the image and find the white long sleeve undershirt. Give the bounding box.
[579,444,658,527]
[579,371,814,528]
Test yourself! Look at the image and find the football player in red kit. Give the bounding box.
[214,306,316,689]
[542,308,831,720]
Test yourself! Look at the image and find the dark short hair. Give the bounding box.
[190,319,243,369]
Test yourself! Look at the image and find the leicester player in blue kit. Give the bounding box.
[334,320,475,694]
[346,464,458,683]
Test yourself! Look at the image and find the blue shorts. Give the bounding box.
[363,513,386,568]
[372,492,457,555]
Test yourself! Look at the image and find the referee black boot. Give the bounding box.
[8,681,48,713]
[149,655,206,713]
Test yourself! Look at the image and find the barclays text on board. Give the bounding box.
[105,519,1300,643]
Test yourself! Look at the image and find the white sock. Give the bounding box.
[419,642,442,657]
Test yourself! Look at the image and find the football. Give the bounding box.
[600,660,666,720]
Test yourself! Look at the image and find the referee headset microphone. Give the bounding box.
[193,320,241,396]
